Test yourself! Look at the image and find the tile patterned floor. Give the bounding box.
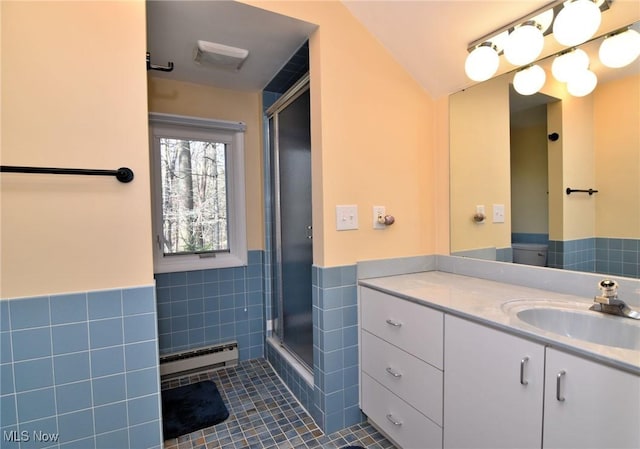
[161,359,395,449]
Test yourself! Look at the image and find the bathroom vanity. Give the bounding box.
[358,271,640,449]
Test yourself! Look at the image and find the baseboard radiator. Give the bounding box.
[160,341,238,379]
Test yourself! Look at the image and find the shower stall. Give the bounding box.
[267,77,313,369]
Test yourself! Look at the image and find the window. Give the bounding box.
[149,113,247,273]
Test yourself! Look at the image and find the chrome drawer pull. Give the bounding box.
[385,319,402,327]
[385,367,402,378]
[556,370,566,402]
[520,356,529,385]
[386,414,403,426]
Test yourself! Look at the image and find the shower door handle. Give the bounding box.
[306,225,312,239]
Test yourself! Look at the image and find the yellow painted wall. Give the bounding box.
[147,77,264,250]
[547,101,564,240]
[449,76,511,252]
[559,94,596,240]
[1,1,152,298]
[434,95,451,256]
[242,1,437,267]
[594,73,640,238]
[511,122,549,234]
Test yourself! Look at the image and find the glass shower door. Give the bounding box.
[270,83,313,368]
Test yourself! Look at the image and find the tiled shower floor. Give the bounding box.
[161,359,395,449]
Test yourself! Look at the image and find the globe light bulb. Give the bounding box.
[465,43,500,81]
[553,0,602,47]
[599,28,640,68]
[513,65,546,95]
[567,69,598,97]
[551,48,589,82]
[504,22,544,66]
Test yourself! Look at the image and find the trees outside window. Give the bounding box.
[150,114,247,273]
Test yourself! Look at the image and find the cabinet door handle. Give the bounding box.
[385,319,402,327]
[520,356,529,385]
[386,367,402,378]
[386,414,403,426]
[556,370,566,402]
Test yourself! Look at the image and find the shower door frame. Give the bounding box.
[267,74,313,370]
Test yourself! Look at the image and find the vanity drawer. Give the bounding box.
[361,330,443,425]
[362,373,442,449]
[360,287,444,369]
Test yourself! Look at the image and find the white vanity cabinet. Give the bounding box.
[443,315,545,449]
[359,287,444,449]
[543,348,640,449]
[359,280,640,449]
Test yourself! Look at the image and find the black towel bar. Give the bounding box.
[0,165,134,183]
[566,187,598,195]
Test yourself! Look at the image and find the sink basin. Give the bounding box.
[502,300,640,350]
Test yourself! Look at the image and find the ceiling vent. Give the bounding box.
[193,40,249,70]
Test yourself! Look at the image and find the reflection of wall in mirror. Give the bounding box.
[594,73,639,240]
[450,70,639,276]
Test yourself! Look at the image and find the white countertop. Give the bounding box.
[359,271,640,375]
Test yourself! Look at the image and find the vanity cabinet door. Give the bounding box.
[444,315,545,449]
[543,348,640,449]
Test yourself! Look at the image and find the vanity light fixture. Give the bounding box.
[504,9,555,66]
[553,0,602,47]
[503,21,546,66]
[551,48,590,82]
[566,68,598,96]
[513,64,547,95]
[465,42,500,81]
[599,26,640,68]
[465,0,611,86]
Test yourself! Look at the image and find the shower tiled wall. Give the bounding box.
[311,265,363,434]
[0,286,162,449]
[154,250,265,361]
[266,264,363,435]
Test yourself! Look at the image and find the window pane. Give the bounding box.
[159,138,228,255]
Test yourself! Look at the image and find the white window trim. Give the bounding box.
[149,112,247,273]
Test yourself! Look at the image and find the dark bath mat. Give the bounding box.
[161,380,229,440]
[341,446,365,449]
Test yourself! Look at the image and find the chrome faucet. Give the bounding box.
[590,279,640,320]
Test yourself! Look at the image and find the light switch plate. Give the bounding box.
[336,205,358,230]
[493,204,505,223]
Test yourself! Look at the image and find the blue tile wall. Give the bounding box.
[512,233,549,244]
[548,238,596,273]
[547,237,640,278]
[265,263,364,435]
[154,250,265,361]
[0,286,162,449]
[265,343,314,412]
[595,237,640,278]
[311,264,364,434]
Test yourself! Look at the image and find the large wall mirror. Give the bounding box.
[450,19,640,279]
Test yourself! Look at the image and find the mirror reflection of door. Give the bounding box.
[510,90,557,267]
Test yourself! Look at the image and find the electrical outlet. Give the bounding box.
[336,205,358,230]
[373,206,386,229]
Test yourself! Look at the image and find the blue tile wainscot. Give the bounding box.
[0,286,163,449]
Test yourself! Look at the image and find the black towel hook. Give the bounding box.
[146,52,174,72]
